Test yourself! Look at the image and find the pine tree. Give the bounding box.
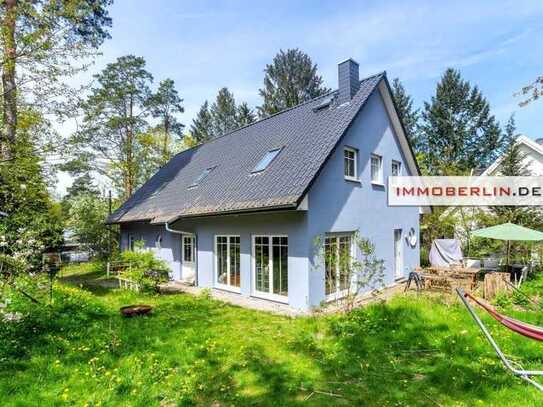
[391,78,419,151]
[236,102,256,127]
[419,68,502,175]
[258,49,330,117]
[190,101,213,144]
[210,87,238,136]
[66,174,99,199]
[146,79,184,163]
[76,55,153,199]
[497,116,529,177]
[190,89,255,143]
[490,116,540,226]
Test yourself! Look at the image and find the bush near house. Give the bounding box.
[118,250,170,292]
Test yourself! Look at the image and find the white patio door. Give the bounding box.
[325,235,352,298]
[252,236,288,302]
[215,235,240,292]
[182,235,196,282]
[394,229,403,279]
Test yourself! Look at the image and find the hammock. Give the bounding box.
[456,288,543,392]
[464,291,543,341]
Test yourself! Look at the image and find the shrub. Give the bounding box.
[119,250,170,292]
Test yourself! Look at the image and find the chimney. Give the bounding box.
[338,58,360,104]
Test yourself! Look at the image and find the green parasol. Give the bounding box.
[472,223,543,268]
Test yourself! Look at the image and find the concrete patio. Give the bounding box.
[160,280,407,317]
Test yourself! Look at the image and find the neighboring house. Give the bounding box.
[60,229,90,263]
[107,59,424,311]
[445,136,543,246]
[479,136,543,177]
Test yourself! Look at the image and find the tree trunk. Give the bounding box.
[163,116,170,163]
[126,96,134,198]
[1,0,17,161]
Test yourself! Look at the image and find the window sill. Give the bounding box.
[344,177,361,184]
[371,181,385,187]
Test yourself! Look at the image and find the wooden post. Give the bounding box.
[483,272,511,300]
[106,262,110,278]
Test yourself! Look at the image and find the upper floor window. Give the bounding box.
[371,154,383,184]
[344,147,358,181]
[391,160,401,176]
[252,148,282,173]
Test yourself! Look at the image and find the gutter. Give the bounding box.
[164,221,191,235]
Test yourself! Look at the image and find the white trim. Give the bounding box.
[214,235,241,293]
[251,234,289,304]
[181,234,196,281]
[297,194,309,210]
[378,80,431,214]
[343,146,359,182]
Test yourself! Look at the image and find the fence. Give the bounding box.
[106,260,141,292]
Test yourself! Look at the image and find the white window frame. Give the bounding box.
[324,233,355,302]
[391,160,402,177]
[214,235,241,293]
[343,147,358,182]
[370,154,383,185]
[251,235,289,303]
[182,235,194,263]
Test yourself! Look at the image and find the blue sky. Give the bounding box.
[56,0,543,194]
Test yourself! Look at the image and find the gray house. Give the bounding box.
[107,59,424,311]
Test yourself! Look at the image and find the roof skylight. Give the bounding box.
[189,166,215,188]
[252,148,282,173]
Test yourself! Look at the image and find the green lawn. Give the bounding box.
[1,264,543,406]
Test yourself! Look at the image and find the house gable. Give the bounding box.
[482,135,543,176]
[305,87,421,306]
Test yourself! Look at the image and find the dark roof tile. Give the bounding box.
[107,73,384,224]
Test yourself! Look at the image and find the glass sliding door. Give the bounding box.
[272,237,288,296]
[324,234,352,298]
[253,235,288,302]
[229,236,240,287]
[254,236,270,292]
[215,235,240,291]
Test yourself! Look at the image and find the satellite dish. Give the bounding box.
[406,228,417,247]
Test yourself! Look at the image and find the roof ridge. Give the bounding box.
[192,71,386,148]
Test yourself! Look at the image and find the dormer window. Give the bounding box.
[344,147,358,181]
[252,148,282,173]
[189,166,216,188]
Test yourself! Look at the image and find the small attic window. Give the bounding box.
[189,166,215,188]
[252,148,282,173]
[312,95,334,112]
